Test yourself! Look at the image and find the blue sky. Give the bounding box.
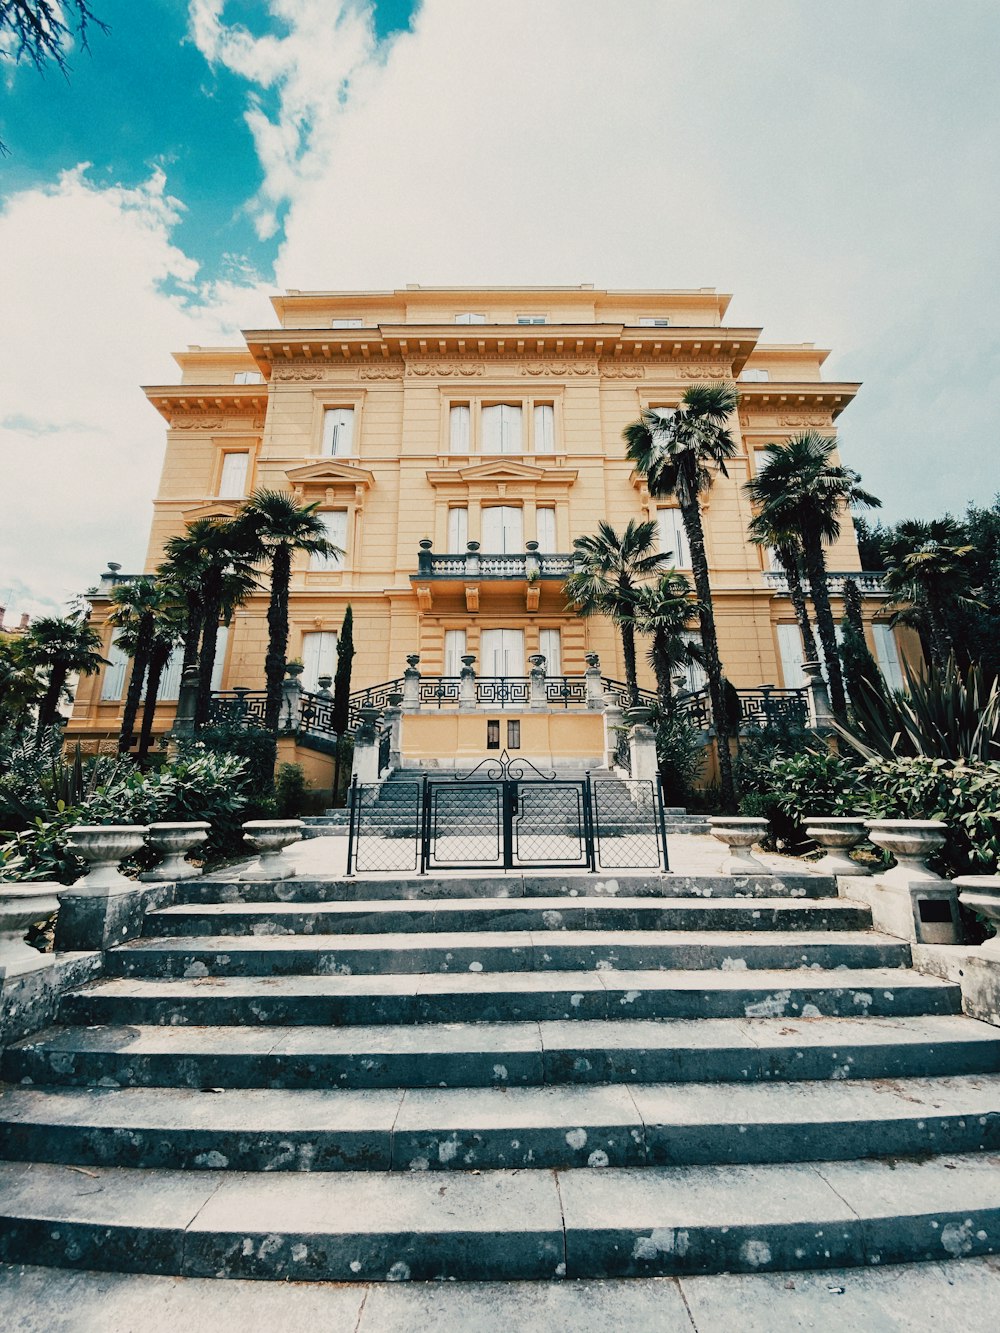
[1,0,998,618]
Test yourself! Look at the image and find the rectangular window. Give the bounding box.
[539,627,562,675]
[444,628,467,676]
[449,403,470,453]
[777,624,806,688]
[873,624,905,693]
[656,508,690,568]
[301,630,338,693]
[448,506,468,554]
[100,629,128,701]
[742,368,769,382]
[487,719,501,749]
[218,451,249,499]
[638,317,671,327]
[481,403,522,454]
[233,371,263,384]
[481,506,523,553]
[507,719,521,748]
[160,625,229,699]
[517,315,546,324]
[680,630,706,692]
[331,318,363,328]
[322,407,355,456]
[311,511,348,570]
[455,312,486,324]
[533,403,555,453]
[536,506,557,553]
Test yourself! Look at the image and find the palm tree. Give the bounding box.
[882,520,981,670]
[632,572,704,714]
[24,613,106,737]
[108,577,164,752]
[234,490,342,734]
[563,519,668,705]
[745,431,881,720]
[624,382,740,810]
[750,527,818,664]
[135,587,187,760]
[159,519,258,726]
[0,635,44,730]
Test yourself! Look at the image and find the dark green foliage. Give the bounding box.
[734,720,827,850]
[653,712,706,806]
[840,581,886,714]
[332,605,355,734]
[274,762,309,817]
[193,723,277,796]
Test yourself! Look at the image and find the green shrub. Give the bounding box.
[190,724,277,796]
[654,714,706,806]
[734,721,827,850]
[275,762,309,817]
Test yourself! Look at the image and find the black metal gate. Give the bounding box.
[346,752,669,874]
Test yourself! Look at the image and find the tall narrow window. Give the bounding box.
[455,312,486,324]
[322,407,355,456]
[533,403,555,453]
[218,451,249,499]
[481,506,523,553]
[449,404,470,453]
[311,511,348,570]
[481,403,522,454]
[448,506,468,554]
[100,629,128,701]
[444,628,467,676]
[539,627,562,675]
[301,631,338,693]
[160,626,229,699]
[656,508,690,568]
[873,624,905,693]
[777,624,805,688]
[680,630,706,692]
[536,506,557,553]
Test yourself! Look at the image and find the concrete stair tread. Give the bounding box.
[1,1154,999,1280]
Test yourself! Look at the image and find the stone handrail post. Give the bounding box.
[626,706,659,783]
[459,654,477,711]
[351,706,383,784]
[528,653,547,710]
[801,660,833,731]
[402,654,422,712]
[465,540,481,577]
[603,702,624,768]
[281,674,303,731]
[584,652,606,709]
[385,691,404,766]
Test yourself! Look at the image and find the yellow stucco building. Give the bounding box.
[69,284,905,759]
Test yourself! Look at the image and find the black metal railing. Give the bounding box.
[476,676,530,707]
[601,679,659,711]
[613,725,632,774]
[206,689,269,728]
[545,676,587,708]
[378,723,391,775]
[419,677,462,708]
[299,691,337,735]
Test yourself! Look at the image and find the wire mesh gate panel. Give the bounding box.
[425,782,502,868]
[591,778,666,870]
[511,782,591,868]
[347,782,422,872]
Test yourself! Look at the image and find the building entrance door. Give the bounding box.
[479,629,524,678]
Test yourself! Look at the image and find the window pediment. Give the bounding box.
[426,460,578,488]
[285,460,375,490]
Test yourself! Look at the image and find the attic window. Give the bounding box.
[742,368,769,382]
[455,312,487,324]
[233,371,263,384]
[332,318,363,328]
[638,317,671,327]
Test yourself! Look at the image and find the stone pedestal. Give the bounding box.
[528,654,547,711]
[708,817,769,875]
[805,817,870,877]
[584,653,605,710]
[459,655,477,711]
[140,822,210,882]
[627,707,659,783]
[954,877,1000,957]
[240,820,304,881]
[350,707,382,785]
[55,883,153,953]
[402,655,421,712]
[0,884,59,981]
[865,820,948,886]
[66,826,149,895]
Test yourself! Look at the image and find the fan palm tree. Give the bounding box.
[159,519,258,726]
[882,520,981,670]
[750,527,818,664]
[0,635,44,730]
[24,613,107,738]
[745,431,881,720]
[135,586,187,760]
[631,572,704,714]
[563,519,668,705]
[234,490,342,734]
[624,382,741,810]
[108,577,167,752]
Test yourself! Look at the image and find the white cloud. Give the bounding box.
[0,164,273,620]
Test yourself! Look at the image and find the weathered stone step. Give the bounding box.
[56,967,960,1028]
[6,1015,999,1090]
[103,930,910,979]
[144,897,872,939]
[3,1076,998,1174]
[1,1154,998,1280]
[182,872,837,903]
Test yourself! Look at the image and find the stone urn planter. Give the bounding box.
[240,820,304,881]
[708,817,769,875]
[0,883,60,980]
[865,820,947,886]
[804,817,871,877]
[65,825,149,896]
[140,822,211,882]
[954,877,1000,957]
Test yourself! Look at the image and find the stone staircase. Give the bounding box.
[2,868,1000,1284]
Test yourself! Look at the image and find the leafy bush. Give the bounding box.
[734,721,827,849]
[654,714,706,806]
[275,762,309,817]
[191,723,277,796]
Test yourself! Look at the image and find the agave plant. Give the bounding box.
[834,654,1000,762]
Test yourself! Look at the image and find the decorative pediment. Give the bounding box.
[426,460,578,490]
[285,460,375,491]
[182,501,242,521]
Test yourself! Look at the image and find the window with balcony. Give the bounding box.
[481,403,522,454]
[302,631,338,692]
[481,505,523,552]
[638,317,671,327]
[444,628,467,676]
[657,507,690,568]
[448,506,468,553]
[322,407,354,456]
[455,312,486,324]
[536,506,557,553]
[533,403,555,453]
[331,318,363,328]
[449,404,471,453]
[218,451,249,499]
[233,371,264,384]
[311,510,347,570]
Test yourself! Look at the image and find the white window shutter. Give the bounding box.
[539,628,562,675]
[209,625,230,692]
[444,629,467,676]
[158,643,185,701]
[680,631,706,691]
[873,624,905,692]
[501,404,522,453]
[482,505,522,552]
[533,404,554,453]
[777,624,805,688]
[322,408,354,456]
[311,512,347,570]
[449,404,470,453]
[536,507,557,553]
[218,452,249,499]
[448,507,468,553]
[301,631,337,693]
[481,405,501,454]
[100,630,128,701]
[657,509,690,567]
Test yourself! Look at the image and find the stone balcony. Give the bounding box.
[762,570,887,597]
[412,540,575,612]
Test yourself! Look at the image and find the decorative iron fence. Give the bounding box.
[206,690,269,728]
[545,676,588,708]
[476,677,530,707]
[419,677,462,708]
[299,691,337,735]
[601,679,659,711]
[613,725,632,775]
[377,723,391,775]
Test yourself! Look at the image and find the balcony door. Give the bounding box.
[481,506,522,553]
[479,629,524,679]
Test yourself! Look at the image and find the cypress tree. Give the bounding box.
[332,605,355,735]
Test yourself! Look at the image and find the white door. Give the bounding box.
[777,624,805,688]
[311,511,347,569]
[479,629,524,678]
[448,507,468,553]
[301,631,338,693]
[481,506,523,552]
[656,508,690,568]
[449,404,470,453]
[444,628,467,676]
[536,506,557,553]
[539,628,562,675]
[533,403,555,453]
